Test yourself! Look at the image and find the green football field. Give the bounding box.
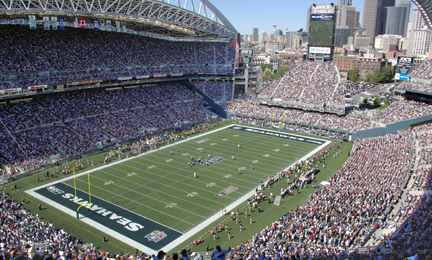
[25,124,331,254]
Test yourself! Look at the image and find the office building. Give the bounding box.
[337,0,352,6]
[275,29,283,37]
[407,6,432,57]
[395,1,411,37]
[259,31,267,44]
[340,5,357,29]
[252,28,259,42]
[362,0,395,46]
[411,5,426,31]
[408,29,432,56]
[355,34,372,48]
[374,34,401,51]
[355,11,361,28]
[286,31,296,48]
[383,1,410,37]
[335,28,356,47]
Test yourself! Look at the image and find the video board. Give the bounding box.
[309,14,335,47]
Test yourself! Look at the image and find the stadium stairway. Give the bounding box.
[181,81,228,119]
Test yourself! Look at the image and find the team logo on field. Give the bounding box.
[195,138,210,144]
[216,186,238,197]
[233,126,242,130]
[47,186,65,195]
[144,230,167,243]
[211,156,224,163]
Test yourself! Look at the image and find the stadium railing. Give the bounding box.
[228,113,347,138]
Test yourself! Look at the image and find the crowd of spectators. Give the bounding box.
[369,100,432,124]
[231,126,428,259]
[0,188,95,258]
[228,97,432,135]
[337,81,376,97]
[398,81,432,94]
[0,83,215,171]
[192,80,233,101]
[259,61,346,106]
[0,25,235,90]
[410,59,432,79]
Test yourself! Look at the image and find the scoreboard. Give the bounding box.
[395,57,414,81]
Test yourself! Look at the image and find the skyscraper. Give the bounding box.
[252,28,259,42]
[286,31,296,48]
[336,0,352,29]
[355,11,361,28]
[259,31,267,44]
[411,4,426,30]
[337,0,352,6]
[383,5,409,37]
[305,8,311,34]
[340,6,357,29]
[407,6,432,56]
[362,0,395,46]
[396,1,411,37]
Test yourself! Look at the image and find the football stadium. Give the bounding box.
[1,0,432,259]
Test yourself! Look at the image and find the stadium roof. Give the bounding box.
[413,0,432,31]
[0,0,237,39]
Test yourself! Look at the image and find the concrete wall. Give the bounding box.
[351,114,432,139]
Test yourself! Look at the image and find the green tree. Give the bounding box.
[260,64,273,72]
[380,66,394,82]
[363,98,369,107]
[384,99,390,106]
[262,67,274,81]
[374,97,380,107]
[347,68,360,81]
[366,70,380,84]
[272,66,290,80]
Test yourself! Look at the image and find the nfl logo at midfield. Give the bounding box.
[145,231,167,243]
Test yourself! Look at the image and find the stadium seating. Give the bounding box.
[0,25,235,90]
[2,23,432,259]
[231,124,432,259]
[0,83,214,171]
[410,59,432,79]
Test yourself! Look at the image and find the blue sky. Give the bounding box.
[211,0,414,35]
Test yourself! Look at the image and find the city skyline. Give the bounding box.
[213,0,415,36]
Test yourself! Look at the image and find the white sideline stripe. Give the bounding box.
[160,137,332,252]
[24,124,331,254]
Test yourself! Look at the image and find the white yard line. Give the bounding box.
[160,134,331,252]
[98,168,219,210]
[25,124,332,255]
[113,163,244,196]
